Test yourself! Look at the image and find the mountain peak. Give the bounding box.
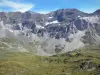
[48,8,88,22]
[93,9,100,15]
[53,8,83,14]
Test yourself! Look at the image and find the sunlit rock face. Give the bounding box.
[0,9,100,56]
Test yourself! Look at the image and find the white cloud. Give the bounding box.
[0,0,34,12]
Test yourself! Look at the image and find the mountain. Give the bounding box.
[93,9,100,15]
[0,9,100,56]
[48,9,88,22]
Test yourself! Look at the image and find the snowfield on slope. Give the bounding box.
[45,20,59,26]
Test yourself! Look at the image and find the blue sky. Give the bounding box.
[0,0,100,13]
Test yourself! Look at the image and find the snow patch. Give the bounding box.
[36,25,44,29]
[45,20,59,25]
[48,17,53,19]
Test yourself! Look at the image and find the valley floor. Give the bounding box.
[0,47,100,75]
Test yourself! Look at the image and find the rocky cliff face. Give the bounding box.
[0,9,100,56]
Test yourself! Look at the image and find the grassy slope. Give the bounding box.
[0,47,100,75]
